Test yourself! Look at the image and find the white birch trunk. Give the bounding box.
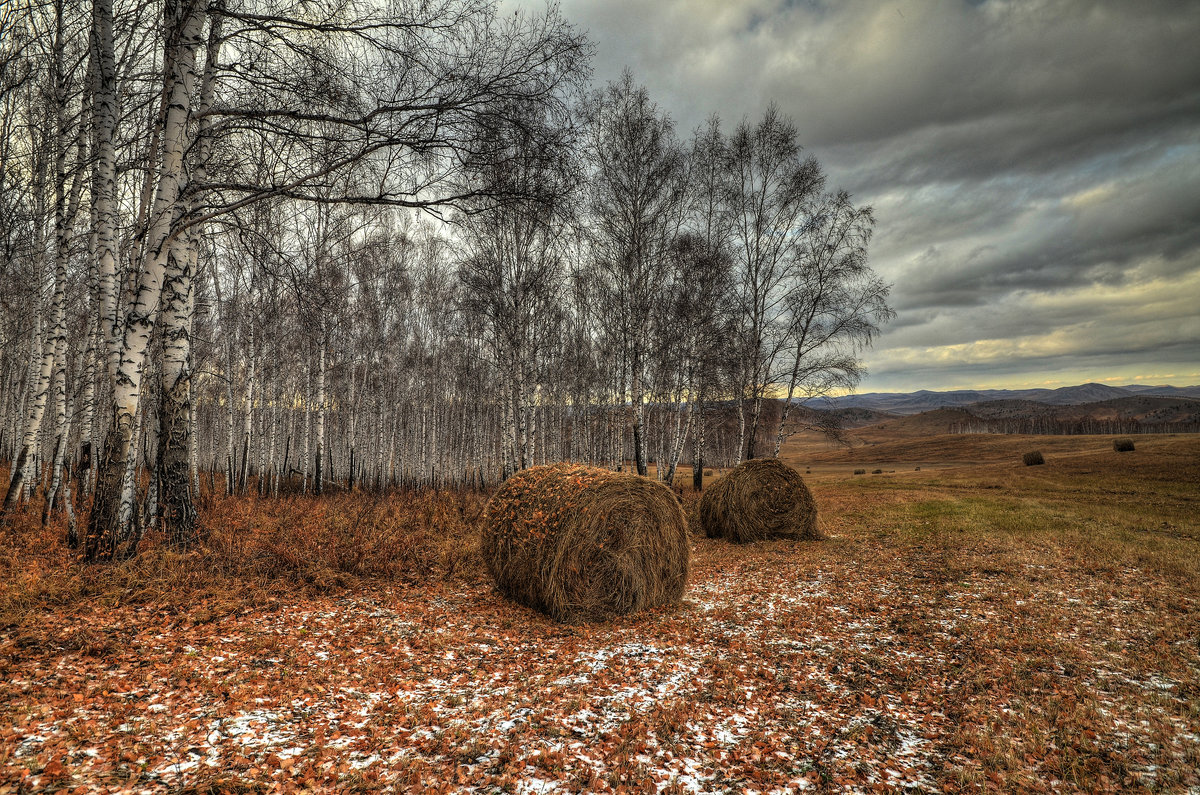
[314,341,326,494]
[239,326,254,492]
[158,228,200,543]
[631,350,648,477]
[158,7,221,541]
[87,0,205,561]
[302,361,312,492]
[2,271,53,513]
[76,331,97,495]
[91,0,120,386]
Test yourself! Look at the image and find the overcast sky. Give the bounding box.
[512,0,1200,392]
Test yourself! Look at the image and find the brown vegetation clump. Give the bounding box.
[480,463,690,623]
[699,458,820,543]
[1113,438,1135,452]
[0,487,485,628]
[1023,451,1045,466]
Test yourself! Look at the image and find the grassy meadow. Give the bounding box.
[1,433,1198,793]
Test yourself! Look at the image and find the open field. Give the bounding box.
[2,434,1198,793]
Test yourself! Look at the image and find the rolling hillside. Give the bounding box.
[815,382,1200,415]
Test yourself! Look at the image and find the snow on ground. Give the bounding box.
[2,541,1198,793]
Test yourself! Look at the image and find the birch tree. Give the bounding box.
[585,71,688,477]
[85,0,587,553]
[0,5,900,550]
[456,104,576,478]
[726,105,825,461]
[85,0,206,561]
[2,0,87,518]
[772,192,894,456]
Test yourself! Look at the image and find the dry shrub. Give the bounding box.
[1113,438,1135,452]
[208,490,484,585]
[698,458,820,543]
[1023,451,1045,466]
[480,463,690,623]
[0,488,485,627]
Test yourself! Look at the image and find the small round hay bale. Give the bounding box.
[480,464,689,623]
[1023,451,1045,466]
[698,458,819,543]
[1113,438,1135,452]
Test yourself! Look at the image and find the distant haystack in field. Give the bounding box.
[699,458,820,543]
[1023,451,1045,466]
[1113,438,1136,452]
[480,464,689,623]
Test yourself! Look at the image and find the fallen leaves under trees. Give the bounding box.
[1,437,1198,793]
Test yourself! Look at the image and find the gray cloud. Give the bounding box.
[513,0,1200,390]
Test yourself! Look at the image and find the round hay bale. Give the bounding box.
[1113,438,1135,452]
[480,463,689,623]
[1023,451,1045,466]
[698,458,819,543]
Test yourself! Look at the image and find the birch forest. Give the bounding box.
[0,0,892,562]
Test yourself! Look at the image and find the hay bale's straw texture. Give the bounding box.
[1023,451,1045,466]
[699,458,820,543]
[1113,438,1135,452]
[480,464,690,623]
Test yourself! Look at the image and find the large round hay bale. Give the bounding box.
[480,463,690,623]
[699,458,819,543]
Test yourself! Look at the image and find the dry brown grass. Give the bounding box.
[2,436,1198,792]
[0,486,485,630]
[785,428,1193,468]
[480,463,689,623]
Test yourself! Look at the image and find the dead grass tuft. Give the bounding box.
[0,489,485,628]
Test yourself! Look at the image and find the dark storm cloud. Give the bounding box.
[512,0,1200,390]
[878,148,1200,313]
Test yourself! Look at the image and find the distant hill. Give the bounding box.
[853,408,979,437]
[966,399,1058,419]
[1122,384,1200,398]
[844,395,1200,436]
[825,407,899,428]
[813,383,1200,415]
[1052,395,1200,424]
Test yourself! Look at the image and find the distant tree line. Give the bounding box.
[949,418,1200,435]
[0,0,892,558]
